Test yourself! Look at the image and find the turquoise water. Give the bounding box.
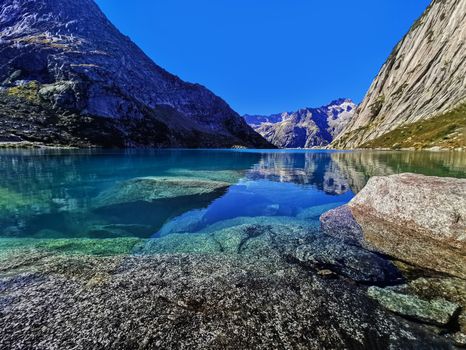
[0,149,464,254]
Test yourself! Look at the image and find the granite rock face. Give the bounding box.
[0,0,271,148]
[349,173,466,278]
[321,173,466,278]
[294,236,402,285]
[333,0,466,149]
[244,99,356,148]
[319,204,366,247]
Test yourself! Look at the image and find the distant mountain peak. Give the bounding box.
[243,99,356,148]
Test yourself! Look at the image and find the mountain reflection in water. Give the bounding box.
[0,149,464,240]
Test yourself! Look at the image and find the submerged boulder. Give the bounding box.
[294,236,402,284]
[367,286,460,327]
[320,173,466,279]
[95,177,231,207]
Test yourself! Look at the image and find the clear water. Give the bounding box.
[0,149,464,255]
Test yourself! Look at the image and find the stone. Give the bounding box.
[95,177,231,207]
[293,236,402,284]
[0,253,452,349]
[348,173,466,278]
[319,204,366,247]
[407,277,466,336]
[367,286,460,327]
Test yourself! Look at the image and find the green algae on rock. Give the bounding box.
[95,177,231,207]
[0,237,141,258]
[368,286,460,327]
[164,169,245,184]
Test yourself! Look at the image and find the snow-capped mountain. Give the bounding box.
[244,99,356,148]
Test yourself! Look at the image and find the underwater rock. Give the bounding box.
[138,222,293,257]
[349,173,466,279]
[86,224,152,239]
[157,209,207,237]
[296,202,346,221]
[95,177,231,207]
[294,236,402,284]
[367,286,460,327]
[0,253,452,349]
[319,204,366,247]
[135,233,222,255]
[164,169,244,184]
[0,237,141,259]
[405,277,466,339]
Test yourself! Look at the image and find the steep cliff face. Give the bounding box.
[245,99,356,148]
[0,0,271,148]
[332,0,466,149]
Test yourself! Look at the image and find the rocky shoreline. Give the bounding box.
[321,173,466,346]
[0,172,464,349]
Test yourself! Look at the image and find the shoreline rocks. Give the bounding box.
[320,173,466,279]
[320,172,466,344]
[367,286,460,326]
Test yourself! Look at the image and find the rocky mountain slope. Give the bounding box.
[0,0,271,148]
[244,99,356,148]
[332,0,466,149]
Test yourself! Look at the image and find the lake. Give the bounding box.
[0,149,464,256]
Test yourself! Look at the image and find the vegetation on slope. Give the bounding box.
[361,103,466,149]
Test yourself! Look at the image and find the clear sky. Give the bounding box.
[95,0,431,115]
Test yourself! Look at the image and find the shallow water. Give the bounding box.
[0,149,464,255]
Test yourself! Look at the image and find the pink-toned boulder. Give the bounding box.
[321,173,466,279]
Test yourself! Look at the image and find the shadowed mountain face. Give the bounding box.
[244,99,356,148]
[0,0,272,148]
[332,0,466,149]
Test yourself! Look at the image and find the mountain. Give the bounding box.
[244,99,356,148]
[332,0,466,149]
[0,0,271,148]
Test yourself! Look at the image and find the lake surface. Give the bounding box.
[0,149,465,255]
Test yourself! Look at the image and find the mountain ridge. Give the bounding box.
[244,99,356,148]
[332,0,466,149]
[0,0,272,148]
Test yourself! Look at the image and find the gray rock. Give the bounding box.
[0,253,452,349]
[319,204,366,247]
[0,0,271,148]
[333,0,466,149]
[348,173,466,278]
[293,236,402,284]
[368,286,460,326]
[95,177,231,207]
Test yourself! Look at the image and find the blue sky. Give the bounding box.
[95,0,430,115]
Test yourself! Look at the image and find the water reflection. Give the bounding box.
[0,149,464,239]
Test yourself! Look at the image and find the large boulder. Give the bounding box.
[94,177,231,207]
[320,173,466,278]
